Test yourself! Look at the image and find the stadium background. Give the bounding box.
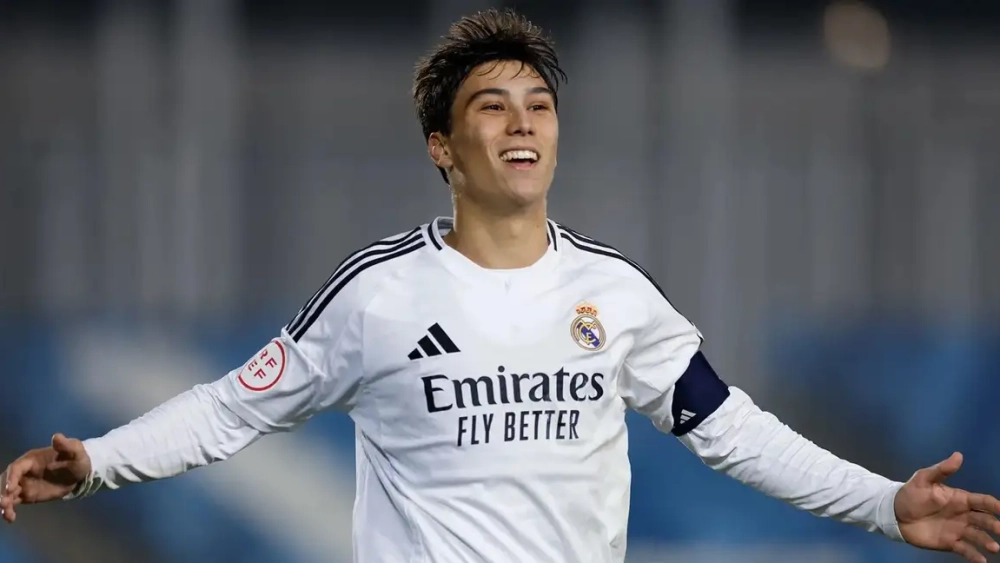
[2,0,999,561]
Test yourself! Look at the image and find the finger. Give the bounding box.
[968,494,1000,515]
[919,452,964,485]
[1,505,14,524]
[0,473,16,508]
[19,486,40,504]
[46,460,73,473]
[3,484,21,501]
[953,539,986,563]
[962,526,1000,554]
[0,470,10,521]
[969,511,1000,536]
[3,460,30,494]
[51,434,77,459]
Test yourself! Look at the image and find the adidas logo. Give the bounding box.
[407,323,460,360]
[679,409,696,424]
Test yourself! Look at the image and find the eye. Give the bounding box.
[529,103,550,111]
[481,103,503,111]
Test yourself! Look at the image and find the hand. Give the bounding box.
[0,433,92,524]
[896,452,1000,563]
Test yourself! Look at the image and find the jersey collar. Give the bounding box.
[426,216,561,286]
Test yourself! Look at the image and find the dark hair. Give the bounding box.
[413,8,567,183]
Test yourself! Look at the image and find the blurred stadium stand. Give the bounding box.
[2,0,998,562]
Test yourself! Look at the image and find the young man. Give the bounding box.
[2,8,999,563]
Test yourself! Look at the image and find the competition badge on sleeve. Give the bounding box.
[238,339,287,392]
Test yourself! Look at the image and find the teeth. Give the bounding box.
[500,150,538,162]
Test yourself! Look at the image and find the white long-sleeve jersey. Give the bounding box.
[68,218,905,562]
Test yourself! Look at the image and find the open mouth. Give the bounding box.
[499,149,539,170]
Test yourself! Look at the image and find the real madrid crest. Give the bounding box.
[571,302,606,351]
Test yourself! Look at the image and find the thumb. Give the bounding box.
[50,434,78,458]
[919,452,963,485]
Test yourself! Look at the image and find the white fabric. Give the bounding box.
[69,383,261,498]
[73,217,905,562]
[679,388,904,541]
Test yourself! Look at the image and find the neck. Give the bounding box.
[443,198,549,269]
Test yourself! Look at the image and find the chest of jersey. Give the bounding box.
[354,270,636,466]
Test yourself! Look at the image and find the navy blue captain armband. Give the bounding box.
[670,351,730,436]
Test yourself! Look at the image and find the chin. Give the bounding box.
[503,181,550,209]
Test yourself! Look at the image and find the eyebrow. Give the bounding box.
[465,86,554,108]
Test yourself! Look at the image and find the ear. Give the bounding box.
[428,133,453,169]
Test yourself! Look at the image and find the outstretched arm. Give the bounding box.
[678,378,1000,563]
[0,379,261,523]
[624,346,903,537]
[676,383,902,536]
[70,380,263,497]
[2,261,369,523]
[621,282,1000,562]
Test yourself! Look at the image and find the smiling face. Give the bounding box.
[428,60,559,214]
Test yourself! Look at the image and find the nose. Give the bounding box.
[506,106,533,136]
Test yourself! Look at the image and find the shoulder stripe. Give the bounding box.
[547,221,558,251]
[290,238,426,342]
[558,226,673,306]
[286,227,421,335]
[286,228,423,339]
[426,223,443,250]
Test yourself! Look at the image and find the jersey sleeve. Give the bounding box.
[677,388,904,540]
[618,273,903,540]
[214,270,367,433]
[619,288,730,436]
[67,383,263,498]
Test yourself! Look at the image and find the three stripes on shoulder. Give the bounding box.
[285,228,426,343]
[285,222,679,346]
